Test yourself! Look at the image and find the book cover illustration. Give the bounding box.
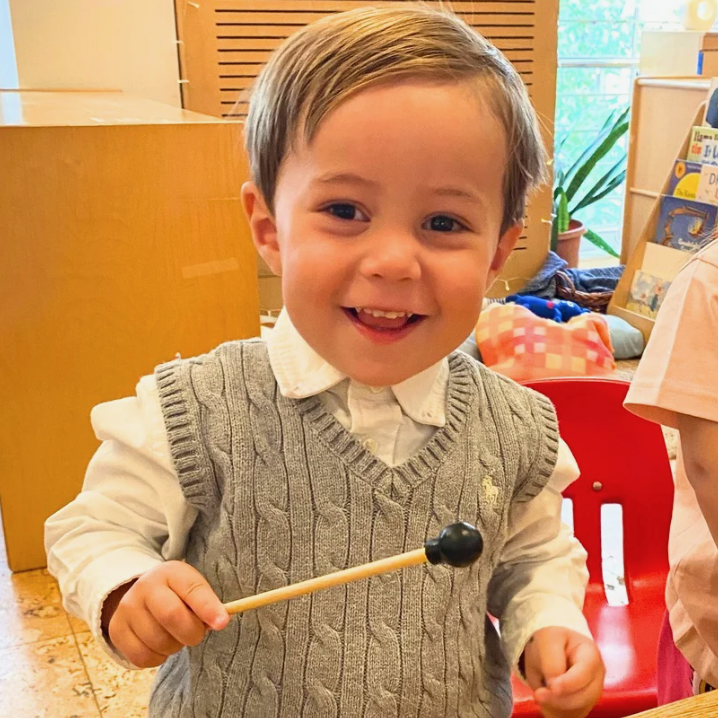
[667,160,703,199]
[652,195,718,251]
[626,271,672,319]
[687,125,718,163]
[697,163,718,205]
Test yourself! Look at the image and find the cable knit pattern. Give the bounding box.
[149,340,559,718]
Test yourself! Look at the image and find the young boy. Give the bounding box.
[45,6,604,717]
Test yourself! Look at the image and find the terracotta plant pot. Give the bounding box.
[556,219,587,268]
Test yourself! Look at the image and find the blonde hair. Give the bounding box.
[244,4,547,234]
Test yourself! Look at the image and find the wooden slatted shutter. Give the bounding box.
[175,0,558,293]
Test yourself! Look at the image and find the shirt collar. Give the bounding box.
[266,308,448,427]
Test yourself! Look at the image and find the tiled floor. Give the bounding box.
[0,528,155,717]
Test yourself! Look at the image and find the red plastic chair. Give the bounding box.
[510,378,674,718]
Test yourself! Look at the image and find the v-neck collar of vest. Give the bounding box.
[292,352,476,492]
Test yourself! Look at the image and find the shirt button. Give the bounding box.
[363,438,376,453]
[369,385,384,394]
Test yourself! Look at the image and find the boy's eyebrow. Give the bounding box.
[430,186,482,200]
[314,172,379,187]
[314,174,483,202]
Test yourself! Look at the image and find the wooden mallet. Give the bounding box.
[223,521,483,616]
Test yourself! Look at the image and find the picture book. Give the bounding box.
[652,195,718,251]
[687,125,718,164]
[625,271,672,319]
[667,160,703,199]
[641,242,687,282]
[697,163,718,205]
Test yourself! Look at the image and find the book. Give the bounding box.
[652,195,718,251]
[666,161,718,205]
[697,163,718,205]
[625,270,672,319]
[687,125,718,164]
[641,242,687,281]
[667,160,703,199]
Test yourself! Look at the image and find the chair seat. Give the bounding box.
[511,584,665,718]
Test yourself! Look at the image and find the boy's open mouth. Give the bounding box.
[343,307,425,332]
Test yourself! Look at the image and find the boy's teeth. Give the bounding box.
[358,308,408,319]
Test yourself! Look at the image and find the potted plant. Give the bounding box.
[551,107,630,267]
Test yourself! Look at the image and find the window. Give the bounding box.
[0,0,17,89]
[556,0,692,262]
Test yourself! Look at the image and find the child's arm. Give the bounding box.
[676,413,718,548]
[487,439,603,717]
[45,375,227,667]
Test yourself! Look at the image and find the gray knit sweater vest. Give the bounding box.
[149,340,559,718]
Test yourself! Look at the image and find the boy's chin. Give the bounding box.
[340,358,434,388]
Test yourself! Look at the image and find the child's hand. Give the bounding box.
[102,561,230,668]
[523,626,604,718]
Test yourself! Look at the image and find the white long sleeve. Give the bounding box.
[45,374,589,670]
[488,453,590,677]
[45,376,198,663]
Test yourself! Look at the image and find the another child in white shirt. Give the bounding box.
[45,7,603,717]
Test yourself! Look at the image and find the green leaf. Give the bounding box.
[583,227,620,258]
[560,108,628,188]
[557,190,570,233]
[570,156,627,213]
[558,106,630,198]
[571,170,626,214]
[598,107,620,133]
[555,131,571,159]
[564,119,629,203]
[555,168,565,191]
[561,133,607,190]
[551,216,559,252]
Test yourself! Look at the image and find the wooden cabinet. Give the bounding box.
[0,90,259,571]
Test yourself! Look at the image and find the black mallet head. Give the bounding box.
[424,521,483,568]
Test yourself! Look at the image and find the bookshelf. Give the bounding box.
[608,100,707,340]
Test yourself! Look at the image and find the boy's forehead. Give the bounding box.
[296,78,506,157]
[277,82,507,208]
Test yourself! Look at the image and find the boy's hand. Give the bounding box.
[102,561,230,668]
[523,626,604,718]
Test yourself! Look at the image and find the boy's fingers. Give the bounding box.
[549,644,596,696]
[145,586,208,647]
[129,601,186,655]
[166,566,230,631]
[534,631,569,686]
[524,662,545,691]
[111,621,167,668]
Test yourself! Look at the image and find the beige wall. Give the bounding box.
[9,0,181,106]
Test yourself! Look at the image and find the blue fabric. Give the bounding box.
[517,251,624,299]
[565,265,625,293]
[603,314,645,359]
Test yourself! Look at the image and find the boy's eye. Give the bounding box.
[426,215,466,233]
[325,203,368,221]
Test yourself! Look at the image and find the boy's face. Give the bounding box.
[243,79,522,386]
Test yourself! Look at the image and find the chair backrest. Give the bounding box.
[524,378,673,600]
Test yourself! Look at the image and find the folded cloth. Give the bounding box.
[475,302,615,382]
[518,251,624,298]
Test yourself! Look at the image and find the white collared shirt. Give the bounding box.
[45,308,590,673]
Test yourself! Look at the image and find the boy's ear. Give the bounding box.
[487,220,523,285]
[241,181,282,276]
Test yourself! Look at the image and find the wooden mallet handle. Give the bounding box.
[223,521,483,616]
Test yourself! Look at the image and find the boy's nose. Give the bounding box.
[359,235,422,282]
